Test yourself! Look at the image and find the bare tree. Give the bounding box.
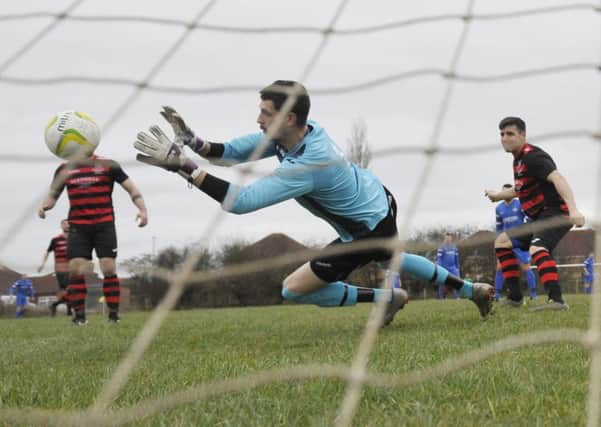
[346,118,371,168]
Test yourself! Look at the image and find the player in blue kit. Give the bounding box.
[134,80,494,324]
[584,253,594,294]
[9,274,35,318]
[436,233,460,299]
[493,184,537,301]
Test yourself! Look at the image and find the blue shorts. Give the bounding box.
[16,295,28,306]
[585,275,594,285]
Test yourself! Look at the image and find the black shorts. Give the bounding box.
[55,272,69,290]
[506,210,572,253]
[68,222,118,259]
[310,188,398,283]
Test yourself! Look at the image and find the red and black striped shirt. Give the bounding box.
[47,233,68,268]
[513,143,568,219]
[52,156,128,225]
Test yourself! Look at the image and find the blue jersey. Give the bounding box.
[585,256,594,278]
[217,120,389,242]
[437,244,460,271]
[495,199,528,233]
[9,279,35,298]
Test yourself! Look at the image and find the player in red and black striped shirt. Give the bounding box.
[485,117,585,310]
[37,218,71,316]
[38,154,148,325]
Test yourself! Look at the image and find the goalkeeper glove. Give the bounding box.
[134,125,199,178]
[160,106,205,153]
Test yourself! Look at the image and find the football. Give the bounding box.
[44,110,100,159]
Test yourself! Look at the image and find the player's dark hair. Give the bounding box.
[498,116,526,132]
[502,183,513,189]
[260,80,310,128]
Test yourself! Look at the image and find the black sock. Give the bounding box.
[495,248,522,301]
[357,287,375,303]
[532,250,563,303]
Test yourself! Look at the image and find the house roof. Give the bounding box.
[554,228,594,258]
[0,265,20,292]
[238,233,307,260]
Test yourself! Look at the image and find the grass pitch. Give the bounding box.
[0,295,592,426]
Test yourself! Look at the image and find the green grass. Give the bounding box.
[0,295,593,426]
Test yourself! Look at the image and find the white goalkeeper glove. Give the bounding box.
[160,106,205,153]
[134,125,200,178]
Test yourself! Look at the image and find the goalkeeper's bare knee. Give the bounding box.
[281,286,300,301]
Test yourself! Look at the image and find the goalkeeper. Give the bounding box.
[134,80,494,325]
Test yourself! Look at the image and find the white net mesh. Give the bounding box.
[0,1,599,425]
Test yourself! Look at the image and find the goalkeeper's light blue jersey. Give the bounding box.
[218,120,389,242]
[495,198,528,233]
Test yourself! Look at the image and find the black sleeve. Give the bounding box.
[47,238,55,253]
[206,142,225,158]
[525,151,556,181]
[108,160,129,183]
[198,173,230,203]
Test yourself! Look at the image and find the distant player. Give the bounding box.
[584,253,594,294]
[375,263,401,290]
[38,139,148,325]
[493,184,537,301]
[133,80,494,324]
[38,218,72,316]
[436,233,460,299]
[485,117,585,310]
[9,274,35,318]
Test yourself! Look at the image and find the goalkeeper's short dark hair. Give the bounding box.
[498,116,526,132]
[260,80,310,128]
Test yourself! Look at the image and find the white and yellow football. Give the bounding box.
[44,111,100,159]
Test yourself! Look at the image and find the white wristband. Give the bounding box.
[190,167,203,180]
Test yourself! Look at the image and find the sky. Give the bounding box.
[0,0,599,275]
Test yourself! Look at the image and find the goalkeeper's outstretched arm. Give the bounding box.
[159,106,276,166]
[134,125,310,214]
[160,105,215,158]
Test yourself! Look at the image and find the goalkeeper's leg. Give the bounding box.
[281,262,399,307]
[282,253,492,318]
[399,254,493,318]
[281,261,408,327]
[400,254,472,298]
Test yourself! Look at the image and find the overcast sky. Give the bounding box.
[0,0,599,275]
